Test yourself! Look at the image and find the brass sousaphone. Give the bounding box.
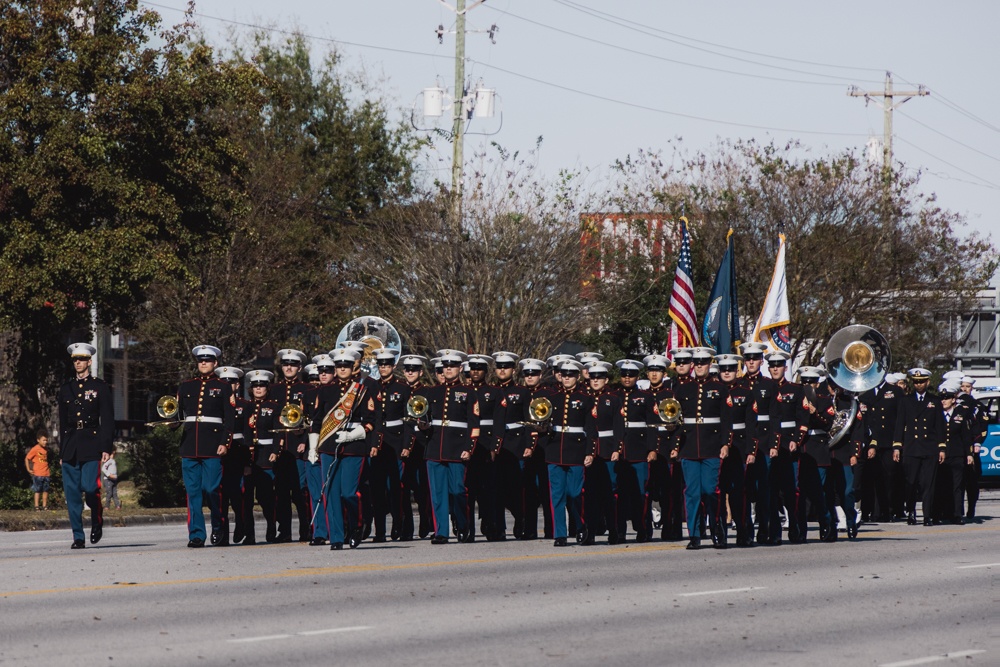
[823,324,891,446]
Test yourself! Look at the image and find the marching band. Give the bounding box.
[59,327,991,550]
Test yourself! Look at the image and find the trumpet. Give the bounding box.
[145,395,180,427]
[274,402,311,432]
[657,397,682,424]
[525,397,553,423]
[406,394,429,421]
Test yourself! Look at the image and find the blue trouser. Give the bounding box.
[306,459,327,540]
[426,460,468,538]
[547,464,584,540]
[681,458,722,539]
[321,453,365,544]
[796,457,830,539]
[181,457,223,541]
[827,460,858,528]
[62,459,102,542]
[618,461,650,538]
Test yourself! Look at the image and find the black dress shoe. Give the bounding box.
[685,538,701,550]
[71,539,85,549]
[576,527,589,544]
[553,537,569,547]
[372,535,387,543]
[608,533,621,545]
[187,538,205,548]
[953,516,965,525]
[215,536,230,547]
[330,542,343,550]
[431,535,449,545]
[90,523,103,545]
[298,535,311,543]
[349,531,362,549]
[399,535,414,542]
[520,533,538,541]
[275,534,292,544]
[310,537,328,546]
[232,529,245,544]
[456,529,473,543]
[635,532,649,544]
[923,518,933,526]
[847,524,859,539]
[906,513,917,525]
[242,538,256,546]
[210,531,220,546]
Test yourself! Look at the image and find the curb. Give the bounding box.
[1,511,270,532]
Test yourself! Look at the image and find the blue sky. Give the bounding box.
[143,0,1000,251]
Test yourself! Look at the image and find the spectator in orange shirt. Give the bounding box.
[25,429,51,511]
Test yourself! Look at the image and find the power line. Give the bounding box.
[893,72,1000,135]
[896,109,1000,164]
[471,58,868,137]
[895,136,1000,190]
[485,6,867,88]
[548,0,887,80]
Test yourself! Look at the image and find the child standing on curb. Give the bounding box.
[25,429,51,511]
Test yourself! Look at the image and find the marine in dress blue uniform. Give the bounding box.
[215,366,250,546]
[671,347,732,550]
[765,350,809,544]
[737,342,780,544]
[407,349,480,544]
[467,354,504,540]
[893,368,946,525]
[58,343,114,549]
[584,361,626,544]
[718,354,757,546]
[176,345,235,548]
[245,369,281,543]
[659,349,693,540]
[491,352,537,540]
[308,348,381,549]
[268,348,312,542]
[541,359,598,547]
[522,358,555,539]
[370,348,413,542]
[303,354,336,545]
[613,359,659,542]
[399,354,431,540]
[794,367,835,542]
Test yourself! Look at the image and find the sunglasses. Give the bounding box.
[522,370,541,376]
[376,361,395,367]
[441,361,462,368]
[562,371,580,377]
[318,368,335,374]
[333,361,354,368]
[280,361,301,367]
[402,366,422,372]
[495,362,516,369]
[692,361,711,366]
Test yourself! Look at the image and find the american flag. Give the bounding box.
[666,218,699,353]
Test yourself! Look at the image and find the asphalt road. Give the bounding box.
[1,494,998,667]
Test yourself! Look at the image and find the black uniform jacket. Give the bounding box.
[377,376,412,455]
[859,382,902,451]
[957,393,990,445]
[541,386,598,466]
[226,395,253,469]
[739,372,779,441]
[800,393,836,466]
[268,380,311,457]
[413,380,481,462]
[177,374,235,458]
[246,398,281,469]
[893,392,946,458]
[673,377,731,460]
[769,379,809,452]
[614,385,660,462]
[590,389,625,460]
[310,378,381,457]
[831,393,864,465]
[943,404,974,459]
[722,382,757,459]
[493,381,533,457]
[57,374,114,462]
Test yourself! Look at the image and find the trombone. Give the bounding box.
[145,395,181,427]
[657,397,683,424]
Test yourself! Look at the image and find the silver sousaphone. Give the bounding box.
[336,316,402,379]
[823,324,891,446]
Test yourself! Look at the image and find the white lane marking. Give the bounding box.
[956,562,1000,569]
[677,586,765,597]
[881,649,986,667]
[228,626,372,644]
[297,626,373,636]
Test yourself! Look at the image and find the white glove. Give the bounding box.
[336,425,367,443]
[307,433,319,464]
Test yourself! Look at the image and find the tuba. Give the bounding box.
[406,394,429,421]
[823,325,891,446]
[657,397,683,424]
[336,316,402,380]
[145,395,180,426]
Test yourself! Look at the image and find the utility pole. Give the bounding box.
[848,72,928,175]
[451,0,466,225]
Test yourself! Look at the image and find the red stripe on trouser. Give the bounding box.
[427,462,439,534]
[354,458,365,529]
[711,460,723,524]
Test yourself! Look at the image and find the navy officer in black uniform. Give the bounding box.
[176,345,235,548]
[58,343,114,549]
[893,367,947,525]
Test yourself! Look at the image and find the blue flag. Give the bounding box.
[701,229,741,354]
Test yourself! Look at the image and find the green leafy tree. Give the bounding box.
[0,0,265,438]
